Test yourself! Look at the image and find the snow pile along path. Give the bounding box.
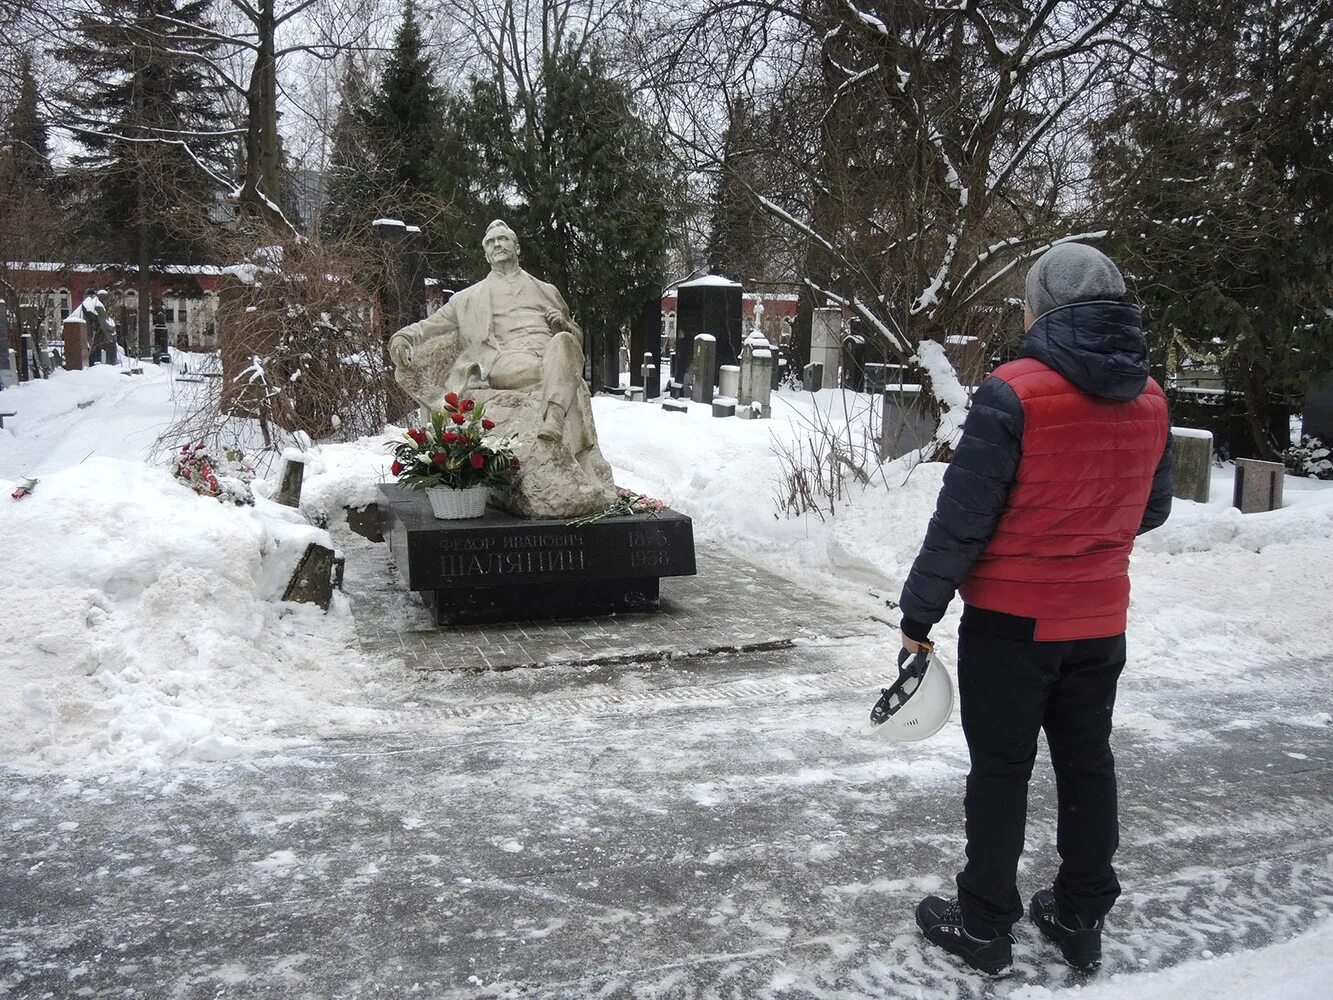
[0,365,389,775]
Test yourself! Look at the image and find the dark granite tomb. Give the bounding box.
[378,483,696,626]
[673,276,742,384]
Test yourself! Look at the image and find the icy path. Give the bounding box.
[2,636,1329,998]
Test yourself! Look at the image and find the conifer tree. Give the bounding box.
[321,56,376,241]
[456,48,677,382]
[1096,0,1333,458]
[363,1,444,219]
[59,0,231,353]
[6,50,54,191]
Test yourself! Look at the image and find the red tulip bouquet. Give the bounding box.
[389,393,520,491]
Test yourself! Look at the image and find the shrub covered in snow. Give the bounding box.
[1284,436,1333,480]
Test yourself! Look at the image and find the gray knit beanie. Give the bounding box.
[1025,243,1126,318]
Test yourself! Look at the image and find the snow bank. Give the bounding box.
[0,457,380,774]
[1012,917,1333,1000]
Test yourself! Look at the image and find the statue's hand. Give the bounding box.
[388,335,413,368]
[544,309,570,333]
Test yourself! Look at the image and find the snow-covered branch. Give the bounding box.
[960,230,1110,307]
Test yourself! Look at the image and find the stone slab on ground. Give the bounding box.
[1,644,1330,1000]
[350,539,878,671]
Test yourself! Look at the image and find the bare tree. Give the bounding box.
[653,0,1140,457]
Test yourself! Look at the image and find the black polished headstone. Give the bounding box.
[675,277,741,386]
[632,297,663,400]
[841,334,867,391]
[379,484,696,626]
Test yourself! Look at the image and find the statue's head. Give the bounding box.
[482,220,519,266]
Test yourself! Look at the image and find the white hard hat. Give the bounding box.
[868,644,955,742]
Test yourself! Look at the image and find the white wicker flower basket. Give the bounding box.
[425,484,490,520]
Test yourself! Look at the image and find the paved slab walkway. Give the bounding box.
[2,532,1331,999]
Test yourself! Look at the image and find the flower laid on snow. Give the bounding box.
[170,443,256,506]
[387,397,520,491]
[10,477,38,501]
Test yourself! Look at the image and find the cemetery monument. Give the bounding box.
[382,220,695,625]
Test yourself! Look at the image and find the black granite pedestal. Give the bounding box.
[378,484,697,626]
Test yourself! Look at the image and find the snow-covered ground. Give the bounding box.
[1,360,1331,996]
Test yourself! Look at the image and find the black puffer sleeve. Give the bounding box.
[1136,432,1173,535]
[898,376,1024,640]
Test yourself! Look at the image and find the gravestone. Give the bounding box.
[712,399,736,418]
[771,348,785,391]
[690,335,717,404]
[18,334,34,381]
[633,299,663,401]
[811,308,842,388]
[642,352,659,400]
[675,275,742,384]
[1233,458,1284,513]
[880,386,936,460]
[345,503,383,542]
[864,363,891,394]
[803,362,824,392]
[738,329,773,412]
[63,318,89,371]
[281,542,341,611]
[719,365,740,399]
[662,400,688,414]
[841,334,867,392]
[1171,428,1213,503]
[1303,372,1333,444]
[276,453,308,507]
[380,483,695,625]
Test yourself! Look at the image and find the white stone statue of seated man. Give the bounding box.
[388,220,617,518]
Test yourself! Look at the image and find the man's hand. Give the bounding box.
[901,632,928,654]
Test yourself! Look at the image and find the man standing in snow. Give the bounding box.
[900,244,1173,975]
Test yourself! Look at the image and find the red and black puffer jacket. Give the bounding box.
[899,300,1172,643]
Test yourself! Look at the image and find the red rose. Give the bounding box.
[391,460,403,476]
[481,418,495,430]
[470,453,485,470]
[441,432,456,444]
[451,412,466,425]
[444,392,459,409]
[461,399,475,412]
[510,457,521,469]
[408,428,426,445]
[432,452,447,464]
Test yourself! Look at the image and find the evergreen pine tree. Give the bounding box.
[364,0,444,218]
[1097,0,1333,458]
[59,0,231,353]
[321,56,376,241]
[468,49,677,377]
[7,50,54,191]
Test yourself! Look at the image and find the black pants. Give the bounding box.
[954,614,1126,936]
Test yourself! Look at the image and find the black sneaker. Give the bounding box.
[915,895,1014,976]
[1029,889,1103,970]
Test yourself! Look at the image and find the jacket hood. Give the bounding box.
[1020,300,1149,402]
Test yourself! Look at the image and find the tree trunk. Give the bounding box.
[238,0,287,231]
[1239,366,1279,461]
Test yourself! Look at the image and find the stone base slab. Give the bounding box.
[379,483,695,626]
